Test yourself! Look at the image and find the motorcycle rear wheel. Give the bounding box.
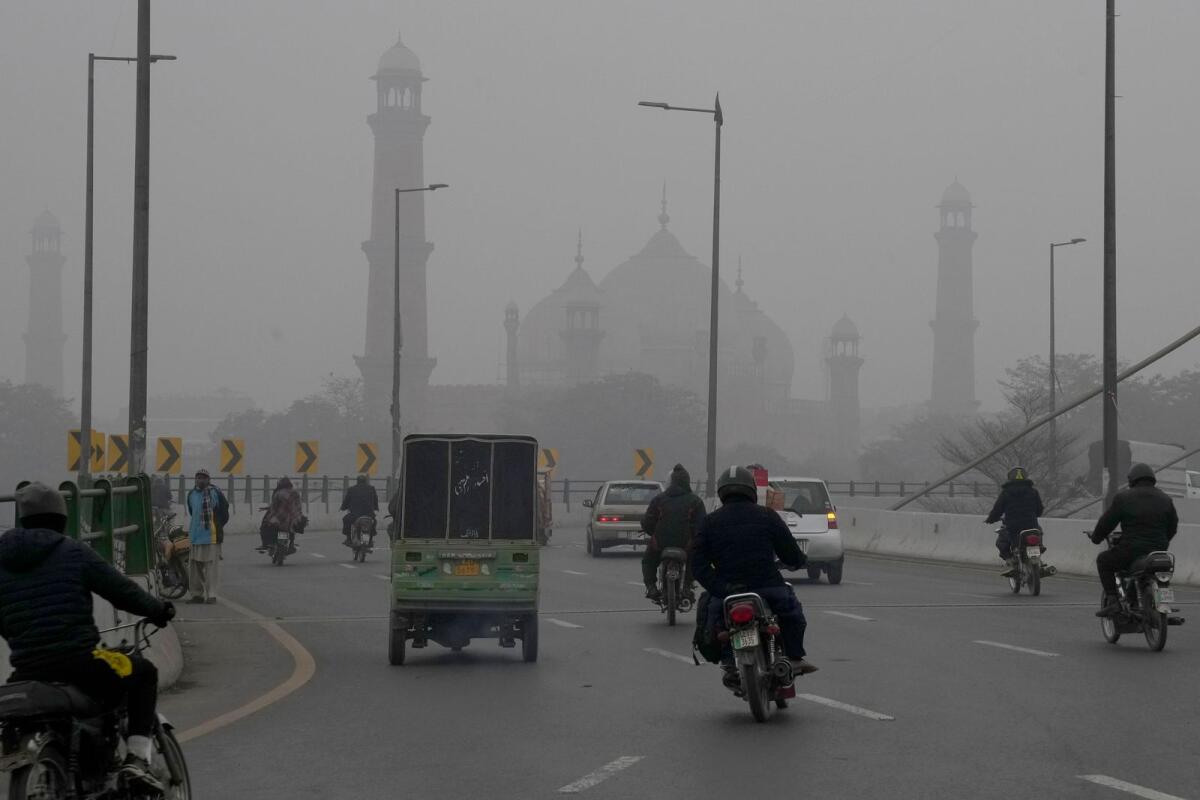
[665,577,677,627]
[1100,591,1121,644]
[1008,575,1021,594]
[1028,562,1041,597]
[8,741,68,800]
[741,657,772,723]
[1142,591,1168,652]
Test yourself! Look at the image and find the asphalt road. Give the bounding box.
[165,525,1200,800]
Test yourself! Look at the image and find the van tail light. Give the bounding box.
[826,512,839,529]
[728,603,755,626]
[1024,533,1041,547]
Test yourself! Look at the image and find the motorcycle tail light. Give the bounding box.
[728,604,755,626]
[766,624,781,636]
[1155,572,1173,583]
[1024,534,1041,547]
[826,512,839,529]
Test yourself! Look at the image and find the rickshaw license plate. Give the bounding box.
[453,561,481,576]
[1155,588,1174,604]
[731,629,759,649]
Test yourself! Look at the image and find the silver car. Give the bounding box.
[582,480,663,556]
[769,477,845,584]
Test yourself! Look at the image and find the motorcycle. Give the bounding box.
[998,527,1054,596]
[1090,532,1186,651]
[654,547,693,626]
[0,620,192,799]
[259,507,304,567]
[151,511,189,601]
[347,514,376,563]
[720,593,796,723]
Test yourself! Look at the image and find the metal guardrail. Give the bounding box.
[0,474,152,576]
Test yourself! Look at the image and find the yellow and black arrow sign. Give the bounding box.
[295,441,319,474]
[107,434,130,473]
[634,448,654,479]
[220,438,245,475]
[537,447,559,474]
[357,442,378,476]
[156,437,183,475]
[67,430,105,472]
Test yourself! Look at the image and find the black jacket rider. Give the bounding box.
[691,496,804,597]
[985,478,1044,534]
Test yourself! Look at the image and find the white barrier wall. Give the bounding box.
[839,506,1200,586]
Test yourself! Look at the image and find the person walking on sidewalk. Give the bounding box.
[186,468,228,604]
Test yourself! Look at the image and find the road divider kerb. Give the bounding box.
[557,756,644,794]
[175,596,317,743]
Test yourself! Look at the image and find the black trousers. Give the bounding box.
[1096,545,1141,595]
[641,541,692,591]
[14,653,158,737]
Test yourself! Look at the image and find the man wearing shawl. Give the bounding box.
[186,469,228,604]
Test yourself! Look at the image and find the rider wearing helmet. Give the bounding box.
[1089,463,1179,618]
[984,466,1045,577]
[691,466,818,687]
[0,483,175,793]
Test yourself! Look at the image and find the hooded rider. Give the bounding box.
[640,464,706,602]
[1090,463,1179,618]
[985,466,1045,577]
[340,474,379,546]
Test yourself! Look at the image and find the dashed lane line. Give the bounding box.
[563,569,588,576]
[558,756,645,794]
[625,581,645,587]
[839,580,875,586]
[822,610,875,622]
[643,647,694,665]
[1077,775,1189,800]
[547,618,583,629]
[973,640,1060,657]
[374,574,390,581]
[310,553,326,559]
[338,563,356,570]
[796,694,895,721]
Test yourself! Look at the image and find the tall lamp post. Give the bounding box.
[392,184,448,483]
[1048,237,1085,484]
[82,51,174,483]
[638,95,724,497]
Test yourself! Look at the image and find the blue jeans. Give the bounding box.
[709,584,807,661]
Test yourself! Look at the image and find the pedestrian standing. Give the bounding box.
[186,469,228,604]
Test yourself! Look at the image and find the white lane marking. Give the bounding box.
[822,610,874,622]
[374,574,390,581]
[796,694,895,721]
[643,647,694,665]
[841,580,875,586]
[625,581,646,586]
[563,569,588,576]
[974,640,1059,657]
[558,756,644,794]
[547,618,583,629]
[1078,775,1189,800]
[310,553,326,559]
[338,563,356,570]
[951,592,999,600]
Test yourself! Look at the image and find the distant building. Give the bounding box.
[826,315,864,454]
[930,180,979,415]
[24,210,67,397]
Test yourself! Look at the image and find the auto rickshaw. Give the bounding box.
[388,434,541,665]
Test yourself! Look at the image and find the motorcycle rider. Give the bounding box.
[691,466,818,688]
[0,483,175,793]
[984,466,1045,577]
[1090,463,1179,618]
[340,474,379,546]
[640,463,706,603]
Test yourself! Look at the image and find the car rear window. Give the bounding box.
[603,484,660,506]
[774,481,832,514]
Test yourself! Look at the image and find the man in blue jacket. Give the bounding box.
[0,482,174,793]
[691,466,818,688]
[186,469,228,604]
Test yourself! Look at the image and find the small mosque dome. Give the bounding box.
[378,33,421,73]
[831,314,860,341]
[939,180,972,208]
[32,210,61,233]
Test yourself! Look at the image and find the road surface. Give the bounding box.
[165,524,1200,799]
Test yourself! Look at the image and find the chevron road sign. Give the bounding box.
[295,441,320,474]
[220,438,245,475]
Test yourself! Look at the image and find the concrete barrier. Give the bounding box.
[0,578,184,691]
[839,505,1200,585]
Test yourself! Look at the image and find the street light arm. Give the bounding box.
[638,100,717,116]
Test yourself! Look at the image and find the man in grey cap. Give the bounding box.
[0,482,175,793]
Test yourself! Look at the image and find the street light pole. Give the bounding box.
[1102,0,1119,502]
[1048,237,1085,485]
[82,52,174,484]
[127,0,152,475]
[392,184,448,485]
[638,95,724,498]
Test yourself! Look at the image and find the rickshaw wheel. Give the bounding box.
[521,615,539,663]
[389,620,407,666]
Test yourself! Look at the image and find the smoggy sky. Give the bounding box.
[2,1,1198,422]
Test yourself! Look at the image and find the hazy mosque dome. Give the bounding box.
[939,180,972,208]
[831,314,860,341]
[32,209,61,233]
[377,32,421,73]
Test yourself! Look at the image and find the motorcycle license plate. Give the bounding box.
[453,561,480,577]
[1155,588,1174,605]
[731,629,760,649]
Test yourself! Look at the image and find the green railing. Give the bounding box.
[0,474,153,577]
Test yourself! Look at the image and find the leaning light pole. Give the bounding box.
[1047,236,1084,485]
[638,95,724,497]
[392,184,448,484]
